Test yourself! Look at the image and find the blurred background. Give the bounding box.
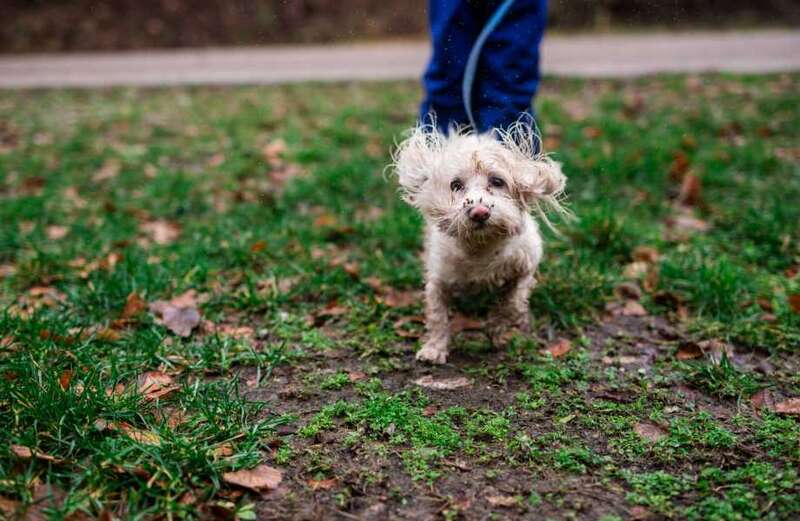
[2,0,798,53]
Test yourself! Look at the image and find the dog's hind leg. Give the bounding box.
[417,280,451,364]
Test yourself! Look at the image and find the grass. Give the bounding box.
[1,73,799,519]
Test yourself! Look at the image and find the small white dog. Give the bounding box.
[393,122,568,364]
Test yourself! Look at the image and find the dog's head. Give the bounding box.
[393,121,568,247]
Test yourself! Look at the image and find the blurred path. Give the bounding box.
[1,30,798,88]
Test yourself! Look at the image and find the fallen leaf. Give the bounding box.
[262,139,287,166]
[393,315,425,338]
[93,159,121,182]
[623,261,650,279]
[620,300,648,316]
[676,343,703,360]
[0,496,20,517]
[0,264,16,278]
[677,173,702,206]
[634,422,666,442]
[486,495,517,507]
[149,292,201,337]
[669,151,690,180]
[307,478,337,491]
[540,338,572,358]
[632,246,660,263]
[313,213,338,228]
[614,282,642,301]
[137,371,180,401]
[96,420,162,445]
[10,445,32,458]
[120,292,147,320]
[664,213,711,238]
[59,370,73,390]
[697,339,733,365]
[414,375,472,390]
[347,370,367,382]
[377,288,420,308]
[45,225,69,240]
[223,464,283,492]
[140,220,181,245]
[11,444,62,463]
[750,389,775,416]
[774,398,800,415]
[788,294,800,314]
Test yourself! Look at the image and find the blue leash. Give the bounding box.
[462,0,517,132]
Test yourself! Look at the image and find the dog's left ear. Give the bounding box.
[515,156,566,207]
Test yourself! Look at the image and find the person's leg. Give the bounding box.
[420,0,482,133]
[471,0,547,133]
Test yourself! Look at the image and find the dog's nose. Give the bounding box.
[468,205,491,223]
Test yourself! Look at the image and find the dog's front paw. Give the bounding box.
[416,342,448,364]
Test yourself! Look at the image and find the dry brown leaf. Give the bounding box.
[140,220,181,245]
[10,445,32,458]
[632,246,660,263]
[120,292,147,320]
[774,398,800,415]
[615,282,642,301]
[347,370,367,382]
[620,300,648,317]
[414,375,472,390]
[750,389,775,417]
[634,422,667,442]
[623,261,650,279]
[0,264,16,278]
[45,225,69,240]
[669,151,690,180]
[313,213,338,228]
[486,495,518,508]
[149,292,201,337]
[223,464,283,492]
[93,159,121,182]
[307,478,337,491]
[540,338,572,358]
[676,343,703,360]
[393,315,425,339]
[96,420,162,445]
[697,339,733,365]
[665,214,711,237]
[677,173,702,206]
[262,139,287,165]
[137,371,180,401]
[788,294,800,314]
[59,370,73,391]
[378,289,420,308]
[0,496,20,517]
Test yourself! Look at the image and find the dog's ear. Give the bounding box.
[392,125,443,208]
[516,157,566,207]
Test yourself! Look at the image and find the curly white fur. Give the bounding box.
[392,121,569,364]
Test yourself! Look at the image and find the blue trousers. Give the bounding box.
[420,0,547,134]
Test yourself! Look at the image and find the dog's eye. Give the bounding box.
[488,176,506,188]
[450,179,464,192]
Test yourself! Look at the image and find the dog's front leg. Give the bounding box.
[488,273,535,345]
[416,279,450,364]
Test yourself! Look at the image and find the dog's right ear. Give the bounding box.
[392,125,442,208]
